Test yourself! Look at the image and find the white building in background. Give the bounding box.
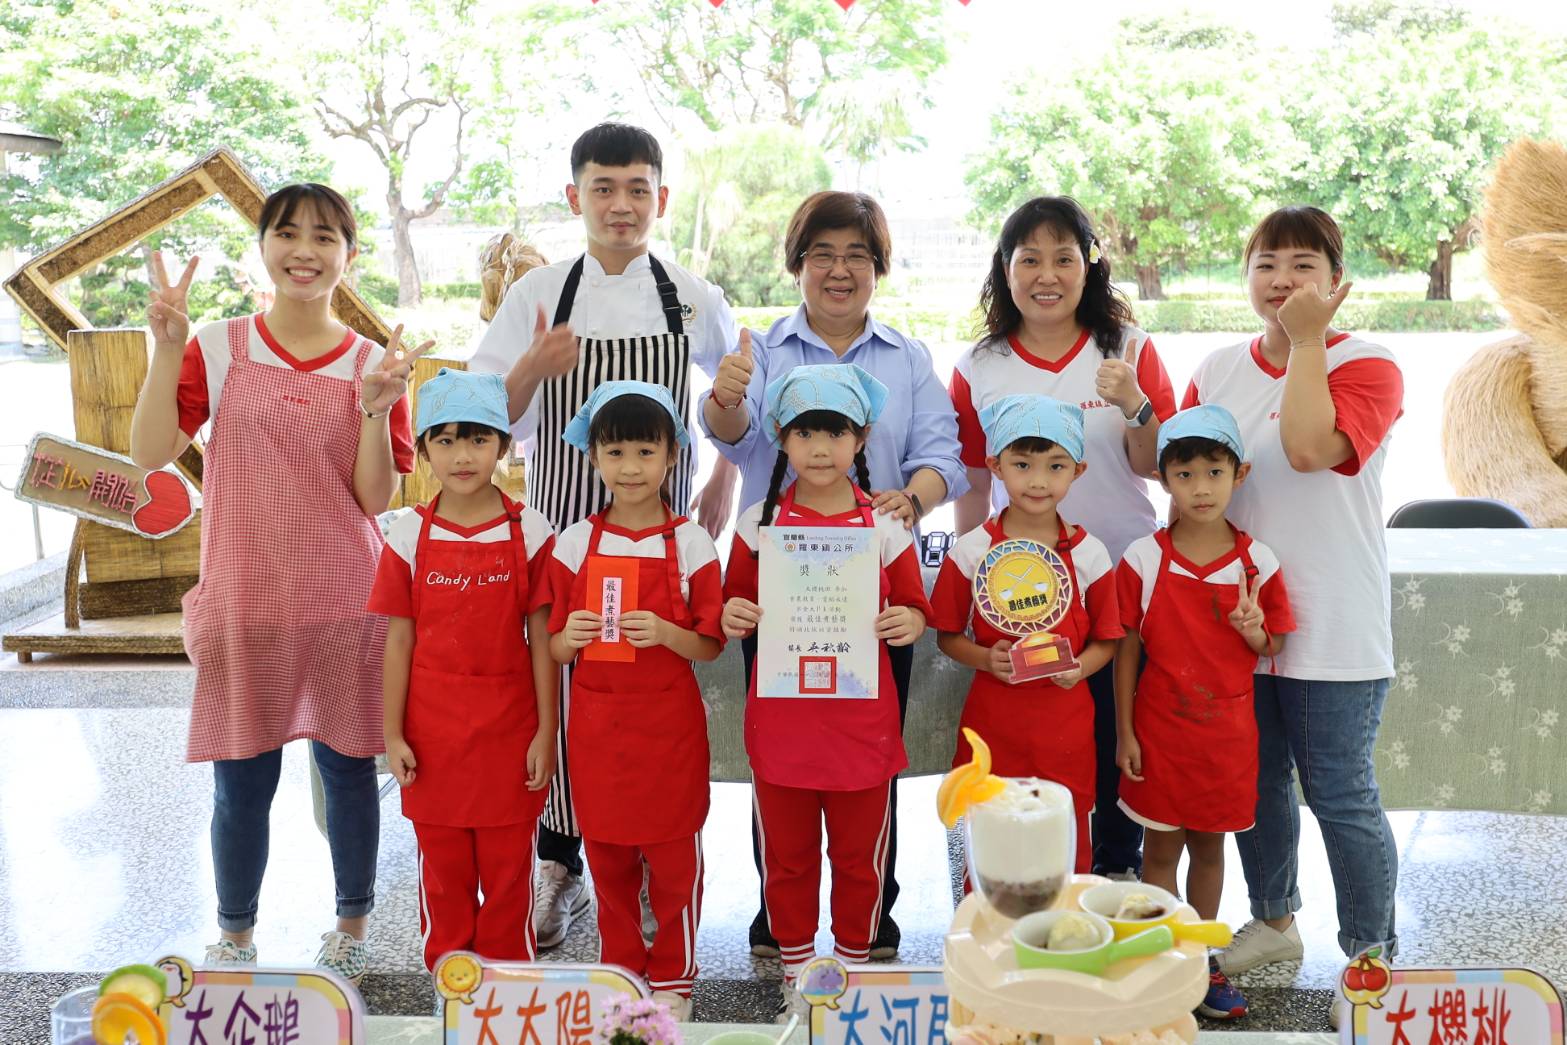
[379,194,994,305]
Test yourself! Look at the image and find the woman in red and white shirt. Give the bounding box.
[130,184,420,981]
[949,197,1176,879]
[1186,206,1404,978]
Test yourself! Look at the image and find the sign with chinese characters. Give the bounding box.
[15,433,197,538]
[1338,954,1564,1045]
[153,955,363,1044]
[971,538,1078,681]
[800,959,947,1045]
[757,526,878,699]
[433,954,648,1045]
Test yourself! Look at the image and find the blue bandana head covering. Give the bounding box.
[1157,404,1246,463]
[561,380,690,454]
[762,364,888,447]
[978,394,1087,461]
[415,368,510,437]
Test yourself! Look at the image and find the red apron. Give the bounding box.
[1119,527,1261,833]
[567,510,710,845]
[745,484,904,792]
[952,515,1097,808]
[403,492,546,828]
[185,316,385,762]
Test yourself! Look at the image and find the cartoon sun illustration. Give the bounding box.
[1341,946,1393,1010]
[434,952,484,1004]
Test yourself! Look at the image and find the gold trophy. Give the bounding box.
[972,539,1080,681]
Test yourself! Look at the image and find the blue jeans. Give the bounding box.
[212,741,379,932]
[1237,675,1399,958]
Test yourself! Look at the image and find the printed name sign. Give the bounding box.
[434,954,648,1045]
[16,433,197,538]
[801,959,948,1045]
[154,956,363,1044]
[1338,952,1564,1045]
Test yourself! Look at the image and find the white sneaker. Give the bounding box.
[1104,869,1141,883]
[1216,918,1304,976]
[776,981,809,1024]
[652,990,691,1022]
[203,939,257,966]
[314,930,370,986]
[535,860,590,949]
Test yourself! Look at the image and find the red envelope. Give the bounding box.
[583,555,638,663]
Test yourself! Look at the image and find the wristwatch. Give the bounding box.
[1124,397,1155,428]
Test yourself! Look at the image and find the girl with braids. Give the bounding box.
[949,196,1177,881]
[721,365,932,1018]
[546,382,724,1019]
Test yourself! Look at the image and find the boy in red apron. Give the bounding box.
[368,368,559,971]
[930,395,1124,874]
[547,381,724,1020]
[721,365,933,1019]
[1113,404,1295,1020]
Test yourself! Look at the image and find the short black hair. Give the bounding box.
[417,421,513,456]
[570,123,663,182]
[998,436,1061,456]
[587,393,678,450]
[1158,436,1241,475]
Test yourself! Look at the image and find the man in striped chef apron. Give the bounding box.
[471,122,740,948]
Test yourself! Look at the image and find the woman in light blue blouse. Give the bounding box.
[700,190,966,969]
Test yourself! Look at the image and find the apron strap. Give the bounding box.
[226,316,250,362]
[552,255,684,337]
[409,494,441,620]
[580,508,694,630]
[553,256,587,328]
[646,255,686,336]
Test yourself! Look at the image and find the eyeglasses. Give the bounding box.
[800,249,877,272]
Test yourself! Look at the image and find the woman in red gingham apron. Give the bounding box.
[130,184,420,982]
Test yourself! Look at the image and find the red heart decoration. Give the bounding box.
[835,0,854,8]
[132,470,194,537]
[708,0,724,6]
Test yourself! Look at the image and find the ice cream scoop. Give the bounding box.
[1079,881,1234,948]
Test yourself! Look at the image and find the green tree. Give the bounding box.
[588,0,951,166]
[965,15,1289,299]
[0,0,327,324]
[668,125,830,307]
[1288,6,1567,299]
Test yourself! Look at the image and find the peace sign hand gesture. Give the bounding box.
[362,323,435,417]
[1227,574,1266,639]
[147,251,199,350]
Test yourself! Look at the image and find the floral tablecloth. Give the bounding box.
[695,528,1567,816]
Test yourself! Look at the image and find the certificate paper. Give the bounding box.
[757,526,878,699]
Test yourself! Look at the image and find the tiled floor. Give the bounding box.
[3,655,1566,1041]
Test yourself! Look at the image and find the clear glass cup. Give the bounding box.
[963,777,1076,919]
[51,985,98,1045]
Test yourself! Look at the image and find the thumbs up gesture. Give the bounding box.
[712,329,755,410]
[526,304,579,379]
[1227,574,1266,638]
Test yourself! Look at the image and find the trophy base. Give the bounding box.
[1010,631,1080,682]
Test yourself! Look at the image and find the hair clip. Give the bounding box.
[1087,241,1102,265]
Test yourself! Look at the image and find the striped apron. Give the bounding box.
[532,253,694,836]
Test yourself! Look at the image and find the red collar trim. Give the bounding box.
[595,507,683,541]
[420,492,518,538]
[1006,328,1092,373]
[1158,525,1248,579]
[255,314,358,372]
[1249,331,1354,380]
[986,510,1081,548]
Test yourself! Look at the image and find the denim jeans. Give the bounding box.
[212,740,380,932]
[1236,675,1399,957]
[1089,657,1144,876]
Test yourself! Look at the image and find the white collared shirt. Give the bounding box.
[470,252,737,452]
